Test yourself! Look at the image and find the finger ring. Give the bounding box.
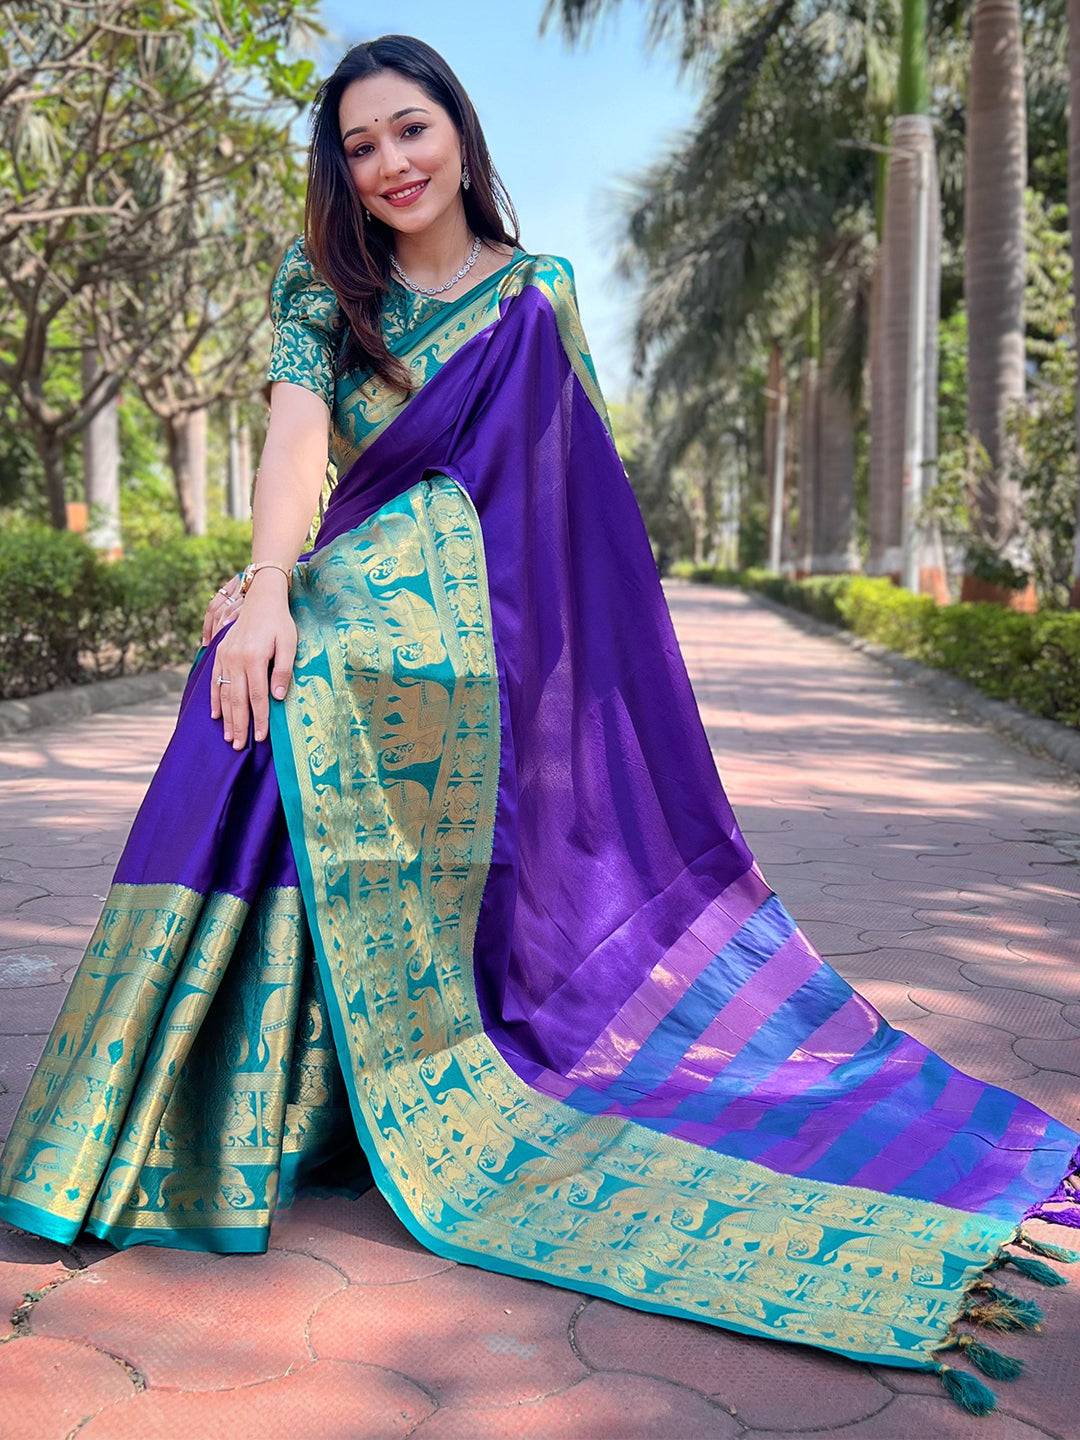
[217,586,230,596]
[216,675,233,685]
[225,594,239,606]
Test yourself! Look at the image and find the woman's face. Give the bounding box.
[339,71,464,233]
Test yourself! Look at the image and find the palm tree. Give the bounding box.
[764,340,790,571]
[794,248,861,578]
[814,234,864,574]
[872,0,948,599]
[549,1,877,562]
[547,2,927,580]
[962,0,1034,607]
[795,285,819,578]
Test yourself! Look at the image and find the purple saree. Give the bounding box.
[1,249,1077,1415]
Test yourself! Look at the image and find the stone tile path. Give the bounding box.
[2,578,1079,1439]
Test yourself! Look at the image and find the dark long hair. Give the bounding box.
[304,35,521,398]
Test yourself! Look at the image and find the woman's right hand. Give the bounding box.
[209,576,297,749]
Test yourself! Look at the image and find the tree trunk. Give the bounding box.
[719,448,740,569]
[920,145,947,602]
[875,165,907,581]
[767,364,788,571]
[690,478,706,567]
[867,247,894,575]
[237,417,253,521]
[875,113,946,596]
[900,113,947,600]
[779,404,797,576]
[701,464,717,567]
[227,401,244,520]
[1069,0,1080,606]
[963,0,1033,607]
[795,353,818,578]
[36,424,68,529]
[869,122,938,584]
[82,350,122,558]
[813,338,859,573]
[166,408,208,536]
[869,0,946,597]
[763,341,782,508]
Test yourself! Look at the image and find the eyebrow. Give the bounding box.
[341,107,430,141]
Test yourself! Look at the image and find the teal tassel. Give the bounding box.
[962,1284,1045,1331]
[960,1338,1024,1381]
[1002,1252,1068,1287]
[938,1364,997,1416]
[991,1288,1045,1328]
[1017,1232,1080,1264]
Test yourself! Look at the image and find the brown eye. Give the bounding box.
[348,123,425,160]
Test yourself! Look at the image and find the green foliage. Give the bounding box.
[0,0,318,524]
[98,523,253,672]
[0,521,251,699]
[737,496,769,571]
[1013,614,1080,729]
[936,307,969,461]
[1011,192,1078,609]
[0,522,106,696]
[923,190,1078,608]
[675,566,1080,731]
[0,392,50,516]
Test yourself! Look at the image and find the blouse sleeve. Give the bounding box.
[265,235,342,409]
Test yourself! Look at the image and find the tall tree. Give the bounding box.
[81,348,121,555]
[962,0,1033,605]
[119,132,304,533]
[547,1,911,583]
[0,0,316,527]
[813,232,864,574]
[795,285,819,577]
[873,0,947,598]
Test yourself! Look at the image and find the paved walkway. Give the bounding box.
[2,579,1079,1439]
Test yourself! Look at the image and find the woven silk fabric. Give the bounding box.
[1,247,1077,1382]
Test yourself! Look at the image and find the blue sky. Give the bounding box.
[316,3,704,402]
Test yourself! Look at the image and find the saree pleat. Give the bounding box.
[2,249,1077,1403]
[0,663,364,1250]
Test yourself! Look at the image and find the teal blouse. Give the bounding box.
[265,235,612,476]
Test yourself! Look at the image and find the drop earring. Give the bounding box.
[461,162,470,191]
[364,205,372,220]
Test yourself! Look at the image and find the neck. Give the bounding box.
[392,205,477,287]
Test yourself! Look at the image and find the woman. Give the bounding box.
[1,33,1077,1417]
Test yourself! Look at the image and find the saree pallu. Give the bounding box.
[2,260,1078,1415]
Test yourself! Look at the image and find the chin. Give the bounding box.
[373,184,452,225]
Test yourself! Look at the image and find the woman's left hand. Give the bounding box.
[202,575,244,646]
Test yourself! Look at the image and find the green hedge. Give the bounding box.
[0,521,251,700]
[671,563,1080,731]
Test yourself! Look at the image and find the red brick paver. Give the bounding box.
[0,1334,137,1440]
[31,1246,345,1389]
[1,579,1079,1438]
[80,1358,434,1439]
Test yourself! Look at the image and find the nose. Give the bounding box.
[377,138,409,177]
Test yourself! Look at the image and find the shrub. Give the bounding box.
[0,522,106,697]
[97,527,252,674]
[0,520,251,700]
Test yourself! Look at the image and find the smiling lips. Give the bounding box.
[382,179,429,204]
